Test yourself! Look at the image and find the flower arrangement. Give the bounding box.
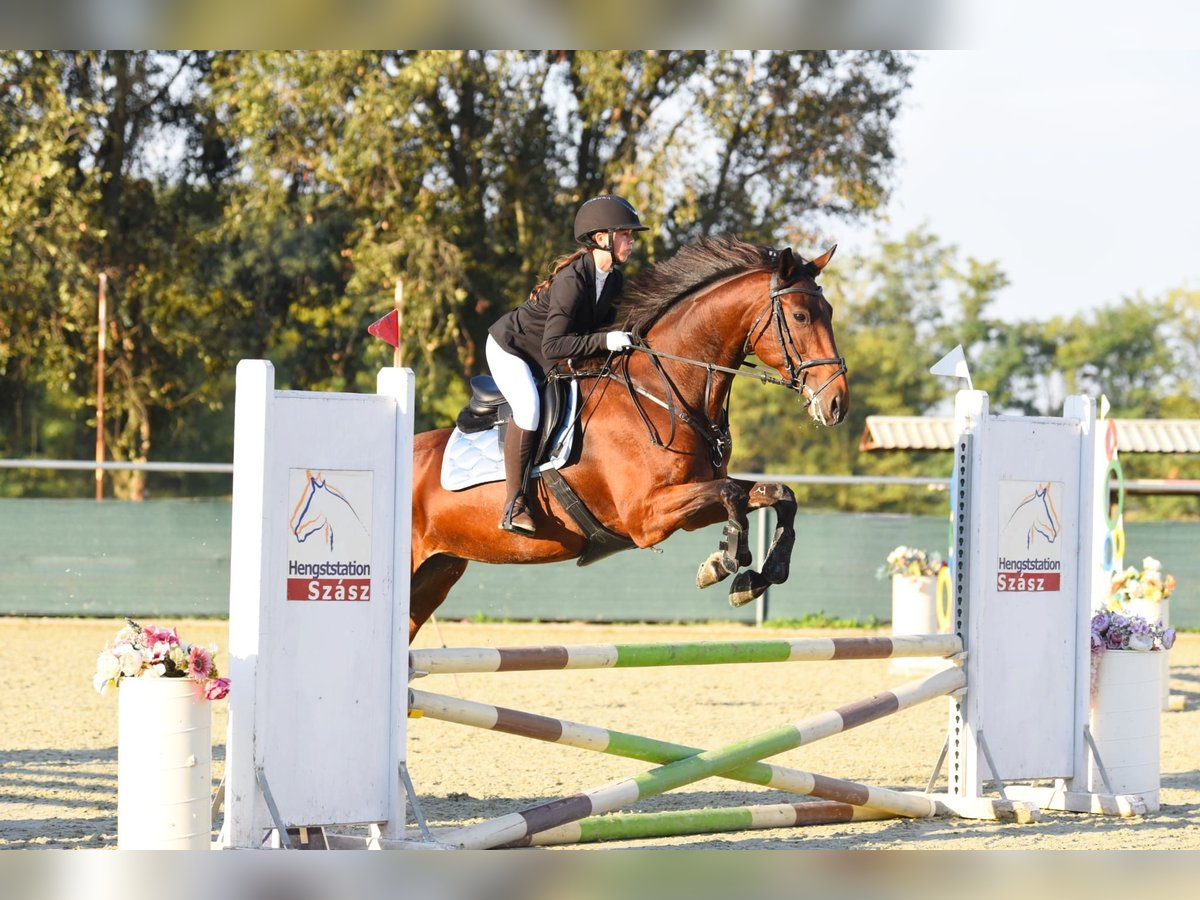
[1089,609,1175,704]
[94,618,230,700]
[878,545,943,579]
[1090,610,1175,654]
[1108,556,1176,609]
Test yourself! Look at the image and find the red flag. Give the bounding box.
[367,309,400,348]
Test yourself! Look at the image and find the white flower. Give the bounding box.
[1142,556,1161,572]
[95,650,120,683]
[118,648,144,677]
[93,650,121,694]
[146,663,166,677]
[1127,633,1154,652]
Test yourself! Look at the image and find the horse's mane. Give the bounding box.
[618,234,774,336]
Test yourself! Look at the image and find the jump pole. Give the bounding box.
[431,664,965,849]
[409,634,961,675]
[410,687,1031,823]
[509,801,896,847]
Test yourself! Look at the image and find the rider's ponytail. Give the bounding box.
[528,249,588,303]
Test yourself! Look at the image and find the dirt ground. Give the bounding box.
[1,616,1198,850]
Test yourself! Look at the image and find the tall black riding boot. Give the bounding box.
[500,423,539,534]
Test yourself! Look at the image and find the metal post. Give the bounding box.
[95,273,107,501]
[392,278,403,368]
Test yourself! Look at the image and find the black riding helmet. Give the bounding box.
[574,195,648,265]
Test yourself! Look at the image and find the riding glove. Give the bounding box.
[605,331,634,351]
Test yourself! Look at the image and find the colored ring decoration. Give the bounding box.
[1111,524,1125,566]
[936,565,953,634]
[1103,458,1124,530]
[1105,418,1118,461]
[1102,533,1114,571]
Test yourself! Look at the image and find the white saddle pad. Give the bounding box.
[440,382,578,491]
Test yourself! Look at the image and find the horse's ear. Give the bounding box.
[776,247,797,279]
[810,245,837,272]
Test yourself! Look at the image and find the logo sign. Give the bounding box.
[996,480,1064,592]
[286,469,373,601]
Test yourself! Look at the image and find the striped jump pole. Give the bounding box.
[509,801,896,847]
[410,688,941,819]
[433,664,966,849]
[410,634,961,675]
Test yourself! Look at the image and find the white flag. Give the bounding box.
[930,345,973,390]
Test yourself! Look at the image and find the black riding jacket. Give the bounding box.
[488,253,623,378]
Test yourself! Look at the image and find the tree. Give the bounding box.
[0,52,100,493]
[203,51,913,426]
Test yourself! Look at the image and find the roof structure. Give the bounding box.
[860,416,1200,454]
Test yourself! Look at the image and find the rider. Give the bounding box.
[486,194,648,535]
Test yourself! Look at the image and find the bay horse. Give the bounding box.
[409,235,848,640]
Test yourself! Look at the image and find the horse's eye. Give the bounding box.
[792,312,810,325]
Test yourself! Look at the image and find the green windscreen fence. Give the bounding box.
[1,498,1195,627]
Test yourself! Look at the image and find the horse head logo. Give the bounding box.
[1005,483,1061,549]
[290,471,365,552]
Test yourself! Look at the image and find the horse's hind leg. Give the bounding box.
[410,553,469,642]
[696,480,752,590]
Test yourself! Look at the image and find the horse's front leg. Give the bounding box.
[745,481,797,585]
[721,481,797,608]
[695,479,752,590]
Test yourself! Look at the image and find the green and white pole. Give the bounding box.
[410,688,940,818]
[432,664,966,849]
[410,634,961,675]
[511,801,895,847]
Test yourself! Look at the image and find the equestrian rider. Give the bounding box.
[485,194,648,535]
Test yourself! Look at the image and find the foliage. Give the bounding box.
[2,51,1199,519]
[762,612,883,629]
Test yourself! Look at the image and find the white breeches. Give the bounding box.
[485,335,540,431]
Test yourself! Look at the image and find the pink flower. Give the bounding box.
[203,677,231,701]
[142,625,179,647]
[188,645,213,679]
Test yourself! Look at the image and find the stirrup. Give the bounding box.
[500,496,536,535]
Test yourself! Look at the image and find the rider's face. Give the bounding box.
[611,229,637,263]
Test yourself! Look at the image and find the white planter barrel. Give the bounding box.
[889,575,946,674]
[1118,597,1171,711]
[118,678,213,849]
[1088,649,1161,811]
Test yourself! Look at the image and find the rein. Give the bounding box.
[553,263,847,468]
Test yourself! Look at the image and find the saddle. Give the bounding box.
[442,375,636,566]
[455,374,569,467]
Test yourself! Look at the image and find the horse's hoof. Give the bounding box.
[728,571,766,608]
[696,552,731,589]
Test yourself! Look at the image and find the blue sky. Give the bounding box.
[836,49,1200,323]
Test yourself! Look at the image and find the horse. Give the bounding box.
[408,234,849,640]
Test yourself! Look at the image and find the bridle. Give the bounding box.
[556,263,847,467]
[629,266,846,411]
[743,267,847,400]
